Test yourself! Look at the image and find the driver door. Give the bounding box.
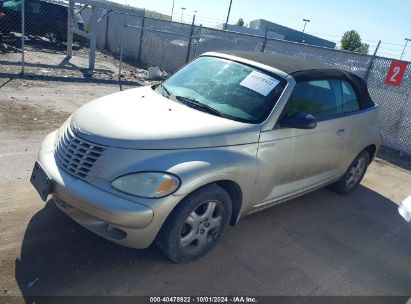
[252,79,347,209]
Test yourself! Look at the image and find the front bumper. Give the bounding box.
[37,130,182,248]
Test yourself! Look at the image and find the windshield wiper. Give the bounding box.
[174,96,223,117]
[160,83,171,98]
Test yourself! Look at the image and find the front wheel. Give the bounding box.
[156,183,232,263]
[330,151,370,194]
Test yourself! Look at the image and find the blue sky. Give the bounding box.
[116,0,411,59]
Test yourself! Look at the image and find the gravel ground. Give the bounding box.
[1,37,163,85]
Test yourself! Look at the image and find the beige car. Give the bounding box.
[31,51,381,263]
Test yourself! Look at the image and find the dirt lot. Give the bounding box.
[1,62,411,301]
[1,38,153,82]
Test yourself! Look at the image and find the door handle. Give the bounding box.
[336,129,346,135]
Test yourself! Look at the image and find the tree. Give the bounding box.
[340,30,369,54]
[236,18,244,27]
[356,43,369,54]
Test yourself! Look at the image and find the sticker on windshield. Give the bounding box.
[240,71,280,96]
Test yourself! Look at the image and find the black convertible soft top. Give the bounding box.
[213,51,375,110]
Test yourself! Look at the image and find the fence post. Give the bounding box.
[88,6,99,73]
[137,16,145,63]
[67,0,74,58]
[364,40,381,82]
[21,0,25,74]
[104,12,110,49]
[261,25,268,53]
[186,14,196,63]
[118,21,126,91]
[193,24,202,57]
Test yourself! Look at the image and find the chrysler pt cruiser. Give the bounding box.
[31,51,381,263]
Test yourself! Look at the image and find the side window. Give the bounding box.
[283,79,341,120]
[341,81,360,113]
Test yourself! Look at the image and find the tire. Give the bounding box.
[46,31,64,43]
[330,150,370,195]
[44,25,65,43]
[156,183,232,263]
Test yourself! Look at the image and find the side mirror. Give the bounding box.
[279,112,317,129]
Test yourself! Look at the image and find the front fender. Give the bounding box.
[97,144,259,211]
[171,148,257,198]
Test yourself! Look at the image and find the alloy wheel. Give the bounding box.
[179,200,223,253]
[346,157,365,189]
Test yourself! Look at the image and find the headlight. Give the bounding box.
[111,172,180,198]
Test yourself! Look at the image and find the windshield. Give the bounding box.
[160,56,286,123]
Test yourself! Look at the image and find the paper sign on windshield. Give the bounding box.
[240,71,280,96]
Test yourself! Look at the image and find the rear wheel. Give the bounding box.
[330,151,370,194]
[156,183,232,263]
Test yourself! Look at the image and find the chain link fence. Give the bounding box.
[367,57,411,154]
[0,0,24,76]
[0,0,410,156]
[113,13,410,155]
[22,0,82,78]
[0,0,132,83]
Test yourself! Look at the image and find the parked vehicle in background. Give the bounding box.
[0,0,84,42]
[31,51,381,263]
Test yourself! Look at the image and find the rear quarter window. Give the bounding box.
[341,80,360,113]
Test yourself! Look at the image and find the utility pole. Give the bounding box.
[302,18,310,33]
[400,38,411,60]
[224,0,232,30]
[180,7,186,23]
[170,0,175,21]
[193,10,198,24]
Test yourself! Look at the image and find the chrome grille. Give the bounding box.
[55,126,105,179]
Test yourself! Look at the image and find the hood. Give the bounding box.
[71,86,260,149]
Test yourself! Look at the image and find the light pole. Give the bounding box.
[180,7,186,23]
[193,10,198,24]
[302,19,310,33]
[170,0,175,21]
[224,0,233,30]
[400,38,411,60]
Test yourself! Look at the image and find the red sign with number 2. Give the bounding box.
[384,61,408,86]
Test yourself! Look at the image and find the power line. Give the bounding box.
[380,41,411,46]
[378,46,407,52]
